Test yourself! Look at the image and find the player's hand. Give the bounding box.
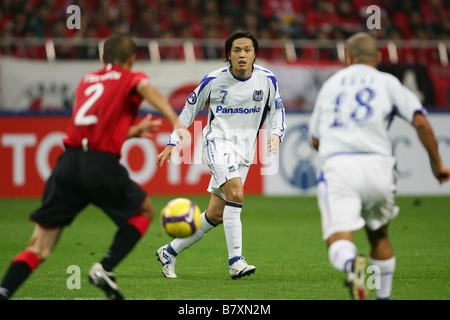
[268,134,281,154]
[432,163,450,184]
[129,114,162,139]
[157,128,191,167]
[157,145,175,167]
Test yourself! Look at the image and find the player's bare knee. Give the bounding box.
[26,234,52,260]
[227,189,244,204]
[139,198,155,221]
[221,177,244,204]
[26,224,61,261]
[222,183,244,203]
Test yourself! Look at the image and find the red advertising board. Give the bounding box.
[0,115,263,197]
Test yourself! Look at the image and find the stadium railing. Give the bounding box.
[0,38,449,65]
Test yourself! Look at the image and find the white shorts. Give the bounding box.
[203,140,250,200]
[317,153,399,241]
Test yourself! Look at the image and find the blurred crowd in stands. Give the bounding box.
[0,0,448,62]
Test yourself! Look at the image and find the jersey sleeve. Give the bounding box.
[309,83,326,141]
[167,75,214,145]
[267,75,286,142]
[130,71,150,91]
[388,76,427,123]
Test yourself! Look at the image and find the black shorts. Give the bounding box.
[30,147,147,228]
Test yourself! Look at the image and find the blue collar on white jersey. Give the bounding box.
[228,66,253,82]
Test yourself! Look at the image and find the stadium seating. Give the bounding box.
[0,0,448,64]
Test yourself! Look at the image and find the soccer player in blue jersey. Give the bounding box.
[156,30,286,279]
[309,32,450,300]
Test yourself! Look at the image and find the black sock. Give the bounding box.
[0,262,34,299]
[100,224,141,272]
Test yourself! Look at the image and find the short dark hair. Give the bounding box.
[103,34,137,65]
[224,30,259,64]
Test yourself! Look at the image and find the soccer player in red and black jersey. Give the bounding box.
[0,34,182,300]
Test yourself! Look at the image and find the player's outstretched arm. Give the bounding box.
[136,80,182,130]
[136,81,191,167]
[413,112,450,184]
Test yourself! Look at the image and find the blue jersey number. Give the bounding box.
[331,87,375,127]
[220,90,228,103]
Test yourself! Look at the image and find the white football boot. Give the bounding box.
[346,254,368,300]
[156,245,177,278]
[88,263,124,300]
[229,257,256,279]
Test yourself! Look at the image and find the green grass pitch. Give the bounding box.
[0,195,448,301]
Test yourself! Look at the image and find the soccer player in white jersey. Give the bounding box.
[156,30,286,279]
[309,32,450,300]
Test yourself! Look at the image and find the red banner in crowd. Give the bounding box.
[0,115,263,197]
[427,64,450,109]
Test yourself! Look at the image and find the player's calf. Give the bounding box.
[0,250,42,299]
[100,214,150,272]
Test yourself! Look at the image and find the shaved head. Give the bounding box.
[345,32,379,65]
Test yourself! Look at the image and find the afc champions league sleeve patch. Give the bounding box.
[187,92,197,105]
[275,97,284,109]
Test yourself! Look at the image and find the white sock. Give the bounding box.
[369,256,396,300]
[169,211,216,255]
[223,201,243,262]
[328,239,357,273]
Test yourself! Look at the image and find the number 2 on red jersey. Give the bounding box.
[74,83,104,126]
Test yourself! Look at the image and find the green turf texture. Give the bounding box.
[0,195,448,300]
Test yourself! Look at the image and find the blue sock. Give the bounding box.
[228,256,241,266]
[167,244,178,256]
[344,258,353,273]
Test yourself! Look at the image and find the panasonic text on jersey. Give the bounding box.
[216,105,260,114]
